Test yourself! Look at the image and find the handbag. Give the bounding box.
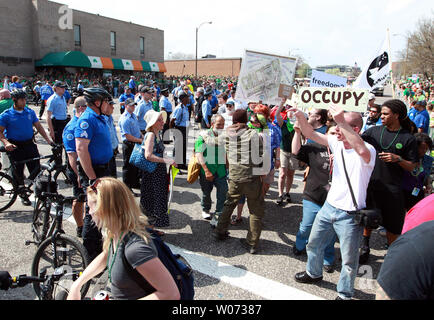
[129,133,159,173]
[341,149,382,229]
[187,151,201,184]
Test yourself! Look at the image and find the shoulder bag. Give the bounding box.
[341,149,382,229]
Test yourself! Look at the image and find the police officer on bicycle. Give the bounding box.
[0,89,54,205]
[74,87,114,261]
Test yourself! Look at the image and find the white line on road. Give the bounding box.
[167,244,323,300]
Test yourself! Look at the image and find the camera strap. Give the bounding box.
[340,149,359,211]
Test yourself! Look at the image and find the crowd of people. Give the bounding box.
[0,70,433,300]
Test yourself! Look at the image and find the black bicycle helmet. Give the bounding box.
[10,89,27,100]
[83,87,114,105]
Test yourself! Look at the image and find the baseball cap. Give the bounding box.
[140,86,154,94]
[124,98,137,106]
[54,81,67,88]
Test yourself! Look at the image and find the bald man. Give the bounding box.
[291,105,377,300]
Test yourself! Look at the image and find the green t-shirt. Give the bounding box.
[194,130,227,178]
[0,99,13,115]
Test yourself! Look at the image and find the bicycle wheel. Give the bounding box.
[31,234,90,299]
[31,198,52,244]
[0,171,18,212]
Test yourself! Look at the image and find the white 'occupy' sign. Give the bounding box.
[297,87,370,112]
[237,50,297,105]
[310,70,347,88]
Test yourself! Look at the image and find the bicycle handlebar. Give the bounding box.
[40,192,76,204]
[0,271,44,290]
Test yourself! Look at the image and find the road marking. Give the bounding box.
[167,243,323,300]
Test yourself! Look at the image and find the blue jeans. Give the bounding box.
[199,172,228,214]
[295,200,336,266]
[306,201,363,299]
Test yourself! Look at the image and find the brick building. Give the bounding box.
[165,58,242,78]
[0,0,165,76]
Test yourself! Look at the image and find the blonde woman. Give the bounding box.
[67,177,180,300]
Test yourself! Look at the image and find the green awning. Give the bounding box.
[35,51,91,68]
[35,51,166,72]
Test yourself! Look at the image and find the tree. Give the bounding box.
[398,16,434,78]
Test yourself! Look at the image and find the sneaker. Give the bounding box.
[359,247,370,264]
[285,193,292,203]
[239,238,258,254]
[201,211,211,220]
[276,194,285,206]
[323,264,335,273]
[76,226,83,238]
[210,214,219,228]
[292,246,306,256]
[20,196,32,206]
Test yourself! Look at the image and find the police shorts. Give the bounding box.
[280,150,299,171]
[66,165,86,202]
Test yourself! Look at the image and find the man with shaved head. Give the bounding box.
[290,105,377,300]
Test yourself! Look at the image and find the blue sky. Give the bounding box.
[55,0,433,68]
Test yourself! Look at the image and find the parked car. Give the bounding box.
[372,86,384,96]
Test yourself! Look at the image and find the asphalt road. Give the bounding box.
[0,86,394,301]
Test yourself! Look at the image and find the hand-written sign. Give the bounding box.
[297,88,370,112]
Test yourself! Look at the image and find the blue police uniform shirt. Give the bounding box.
[413,109,430,133]
[77,84,84,91]
[74,107,113,165]
[129,79,136,89]
[408,108,418,122]
[0,106,38,141]
[63,116,79,152]
[105,115,119,150]
[159,95,172,113]
[134,100,153,131]
[33,85,41,94]
[201,100,212,126]
[9,82,23,91]
[63,90,71,102]
[171,104,189,127]
[47,94,68,120]
[118,111,142,142]
[40,84,54,100]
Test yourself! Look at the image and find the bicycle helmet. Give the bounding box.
[10,89,27,100]
[83,87,114,105]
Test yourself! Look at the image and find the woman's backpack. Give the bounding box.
[121,231,195,300]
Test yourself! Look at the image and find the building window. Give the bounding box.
[74,25,81,46]
[110,31,116,53]
[140,37,145,55]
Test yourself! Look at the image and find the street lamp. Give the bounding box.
[195,21,212,78]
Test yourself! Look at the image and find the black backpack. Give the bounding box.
[121,231,195,300]
[194,96,204,123]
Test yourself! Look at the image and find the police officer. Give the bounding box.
[105,112,119,178]
[118,87,134,114]
[33,81,42,107]
[134,86,154,134]
[39,81,54,119]
[0,89,53,205]
[201,89,214,129]
[75,87,114,260]
[159,88,172,141]
[118,98,143,191]
[47,81,69,146]
[62,96,87,237]
[170,91,190,170]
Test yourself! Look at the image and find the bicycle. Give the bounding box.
[0,144,71,212]
[27,192,90,299]
[0,268,83,300]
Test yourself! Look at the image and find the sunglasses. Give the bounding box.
[90,179,102,194]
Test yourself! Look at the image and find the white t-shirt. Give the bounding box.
[222,112,233,129]
[326,135,376,212]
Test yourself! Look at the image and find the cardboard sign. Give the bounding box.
[237,50,297,105]
[310,70,347,88]
[297,87,370,112]
[278,84,294,99]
